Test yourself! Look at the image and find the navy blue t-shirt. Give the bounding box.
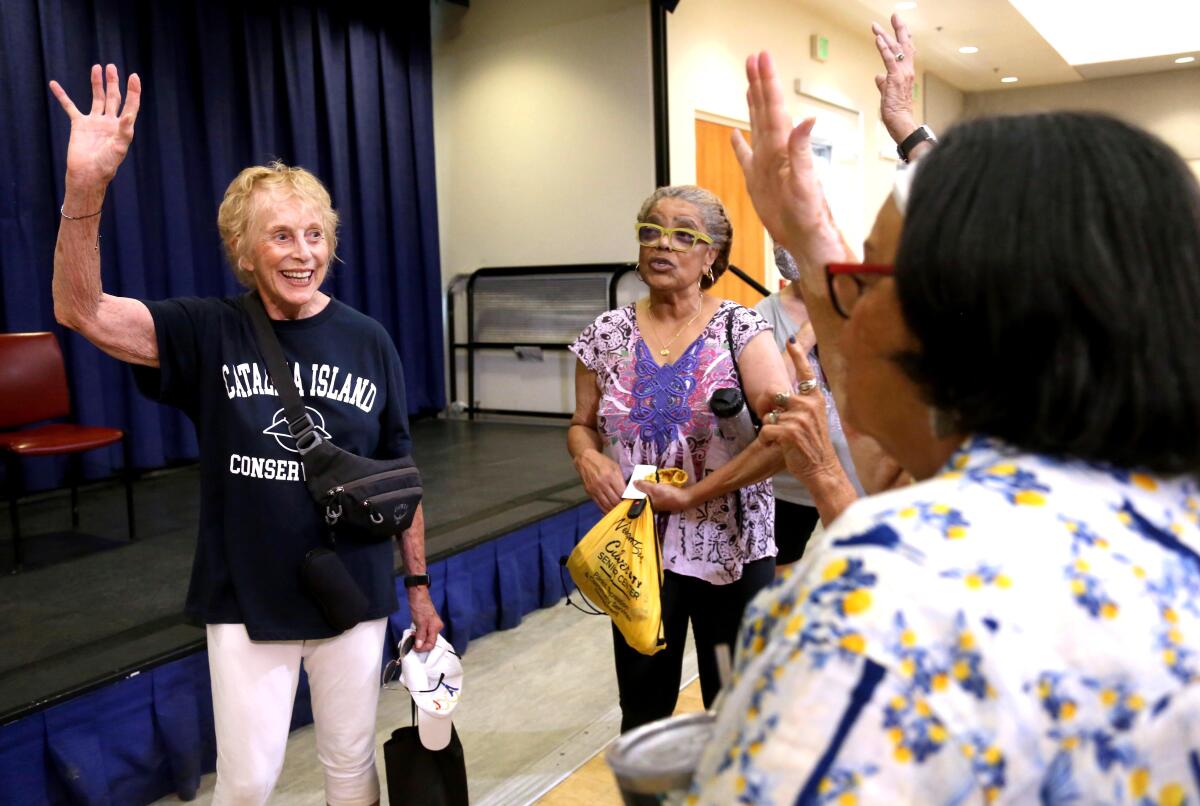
[133,295,409,640]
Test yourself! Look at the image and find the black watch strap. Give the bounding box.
[897,125,937,162]
[404,573,430,588]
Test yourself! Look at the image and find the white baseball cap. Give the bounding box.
[396,629,463,751]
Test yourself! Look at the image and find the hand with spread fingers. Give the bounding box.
[730,53,849,293]
[49,64,142,191]
[872,13,918,145]
[761,342,837,480]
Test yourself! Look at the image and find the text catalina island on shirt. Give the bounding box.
[221,361,381,483]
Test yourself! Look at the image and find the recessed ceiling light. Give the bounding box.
[1176,56,1196,63]
[1001,76,1019,83]
[958,46,979,54]
[896,2,917,10]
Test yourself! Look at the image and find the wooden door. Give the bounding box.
[694,118,767,309]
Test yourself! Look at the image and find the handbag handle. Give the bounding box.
[725,307,762,430]
[239,293,326,455]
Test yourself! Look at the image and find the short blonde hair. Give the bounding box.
[216,161,340,288]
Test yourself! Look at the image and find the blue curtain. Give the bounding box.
[0,0,445,489]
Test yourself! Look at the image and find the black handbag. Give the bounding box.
[383,702,469,806]
[241,293,424,542]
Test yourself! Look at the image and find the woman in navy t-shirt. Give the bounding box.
[48,64,441,805]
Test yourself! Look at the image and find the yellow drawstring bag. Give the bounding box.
[566,468,688,655]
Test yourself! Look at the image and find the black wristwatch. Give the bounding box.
[897,125,937,162]
[404,573,430,588]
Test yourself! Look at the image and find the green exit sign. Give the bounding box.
[811,34,830,63]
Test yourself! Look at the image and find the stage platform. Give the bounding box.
[0,418,586,724]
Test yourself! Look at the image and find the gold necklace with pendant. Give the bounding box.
[647,298,704,358]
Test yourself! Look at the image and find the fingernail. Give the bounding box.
[788,335,796,343]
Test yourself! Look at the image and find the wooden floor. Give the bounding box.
[535,679,705,805]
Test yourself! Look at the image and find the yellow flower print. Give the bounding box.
[1074,558,1090,573]
[989,463,1017,476]
[961,743,975,758]
[1160,783,1185,806]
[839,633,866,654]
[784,613,805,637]
[899,507,918,519]
[1168,628,1183,645]
[901,658,916,677]
[929,724,947,743]
[890,695,908,710]
[750,635,765,654]
[1164,649,1178,667]
[1014,490,1046,506]
[822,557,849,581]
[995,574,1012,588]
[1070,579,1087,595]
[1127,693,1145,711]
[887,727,904,743]
[959,631,977,650]
[946,525,967,539]
[1101,602,1119,619]
[984,747,1002,765]
[900,629,917,648]
[1130,473,1158,491]
[932,673,949,691]
[894,745,913,763]
[842,589,872,615]
[953,660,971,680]
[1100,688,1118,706]
[1059,701,1077,720]
[838,793,857,806]
[966,574,984,590]
[930,504,950,514]
[984,786,1000,803]
[819,777,835,793]
[914,699,932,717]
[1164,607,1179,624]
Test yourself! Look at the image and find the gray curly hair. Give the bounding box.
[637,185,732,289]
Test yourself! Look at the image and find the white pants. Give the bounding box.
[207,618,389,806]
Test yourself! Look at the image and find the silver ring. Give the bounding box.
[766,410,779,425]
[797,378,819,395]
[773,391,791,407]
[895,51,905,61]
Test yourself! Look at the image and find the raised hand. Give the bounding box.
[760,342,839,483]
[872,13,918,144]
[730,52,848,294]
[49,64,141,190]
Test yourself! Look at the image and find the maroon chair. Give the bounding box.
[0,332,135,572]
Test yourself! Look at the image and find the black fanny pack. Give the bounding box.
[241,293,423,542]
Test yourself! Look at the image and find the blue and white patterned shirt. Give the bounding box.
[692,436,1200,805]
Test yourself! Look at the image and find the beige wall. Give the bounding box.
[667,0,916,254]
[964,69,1200,162]
[431,0,655,285]
[924,71,965,137]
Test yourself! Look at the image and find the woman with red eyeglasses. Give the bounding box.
[691,14,1200,806]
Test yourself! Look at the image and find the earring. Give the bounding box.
[705,266,715,284]
[928,407,958,438]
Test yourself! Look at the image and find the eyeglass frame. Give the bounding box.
[634,222,715,253]
[826,263,894,318]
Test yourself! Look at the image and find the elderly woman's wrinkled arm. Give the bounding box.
[49,64,158,367]
[568,360,627,512]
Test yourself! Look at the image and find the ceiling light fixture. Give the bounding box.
[1176,56,1196,64]
[1000,76,1019,83]
[958,46,979,54]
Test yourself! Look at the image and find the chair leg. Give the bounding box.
[5,454,23,573]
[122,440,136,542]
[68,454,81,530]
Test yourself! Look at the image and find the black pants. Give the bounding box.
[611,556,776,733]
[774,499,821,565]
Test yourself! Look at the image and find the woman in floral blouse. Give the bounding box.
[567,185,792,732]
[690,42,1200,806]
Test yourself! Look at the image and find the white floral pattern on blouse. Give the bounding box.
[691,436,1200,805]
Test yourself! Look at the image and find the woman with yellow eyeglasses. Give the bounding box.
[567,185,792,732]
